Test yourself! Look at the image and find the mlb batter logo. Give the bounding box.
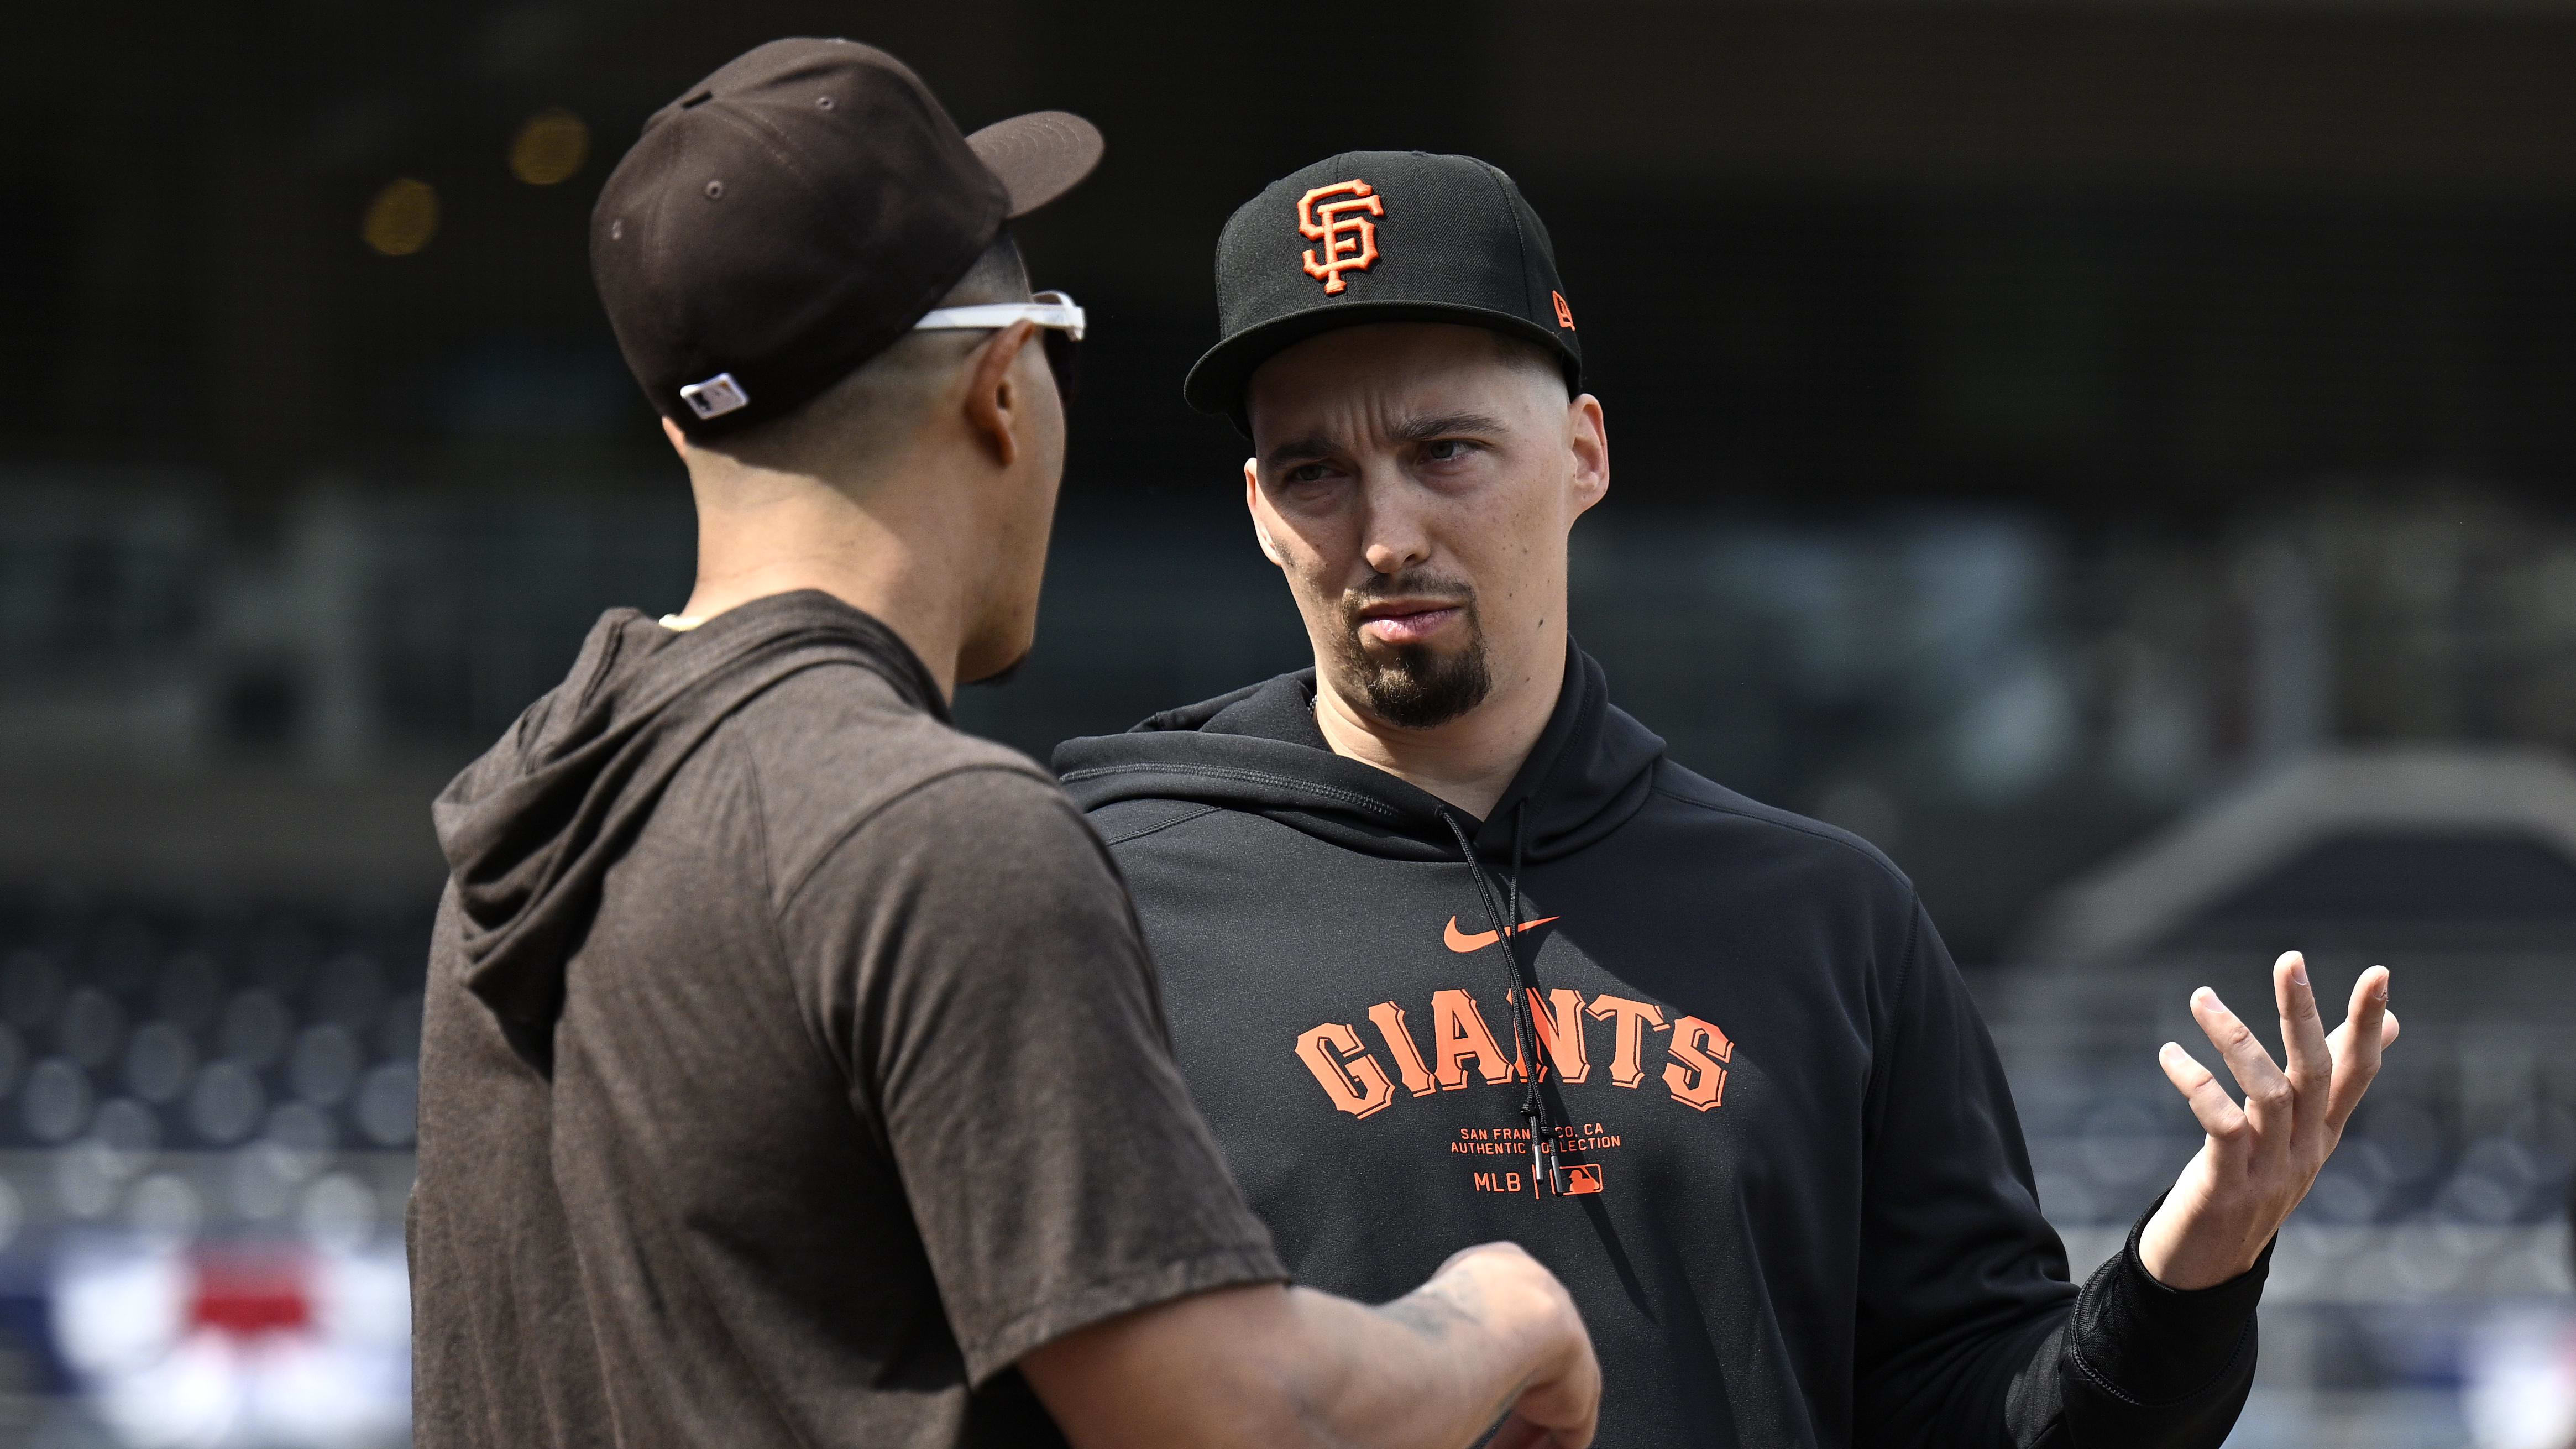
[1562,1163,1604,1195]
[1297,180,1383,293]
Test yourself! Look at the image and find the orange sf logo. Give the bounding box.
[1297,180,1384,294]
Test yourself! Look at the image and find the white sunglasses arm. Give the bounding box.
[911,297,1086,341]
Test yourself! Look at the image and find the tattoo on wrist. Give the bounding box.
[1385,1290,1468,1340]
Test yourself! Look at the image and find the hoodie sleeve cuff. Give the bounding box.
[2067,1195,2271,1408]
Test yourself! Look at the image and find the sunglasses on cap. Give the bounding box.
[912,290,1085,404]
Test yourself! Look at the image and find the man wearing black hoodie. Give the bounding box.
[1055,150,2402,1448]
[410,56,1599,1449]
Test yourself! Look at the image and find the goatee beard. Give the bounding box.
[1331,582,1493,730]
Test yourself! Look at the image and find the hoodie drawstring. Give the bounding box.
[1439,801,1564,1197]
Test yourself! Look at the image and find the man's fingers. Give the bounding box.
[2190,987,2292,1148]
[2320,1006,2399,1062]
[2159,1041,2248,1144]
[2320,1009,2401,1125]
[2274,952,2332,1092]
[2273,951,2333,1155]
[2324,966,2395,1134]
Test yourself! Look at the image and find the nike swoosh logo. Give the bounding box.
[1443,915,1562,953]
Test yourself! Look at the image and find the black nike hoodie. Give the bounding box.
[1056,642,2270,1449]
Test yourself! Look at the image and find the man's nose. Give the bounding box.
[1359,474,1431,577]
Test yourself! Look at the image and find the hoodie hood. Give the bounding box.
[1053,641,1663,862]
[432,590,944,1058]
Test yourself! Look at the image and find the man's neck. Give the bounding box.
[1312,644,1565,822]
[677,458,972,700]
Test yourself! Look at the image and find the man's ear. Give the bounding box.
[1244,459,1288,567]
[661,416,689,454]
[1567,393,1610,519]
[962,321,1040,468]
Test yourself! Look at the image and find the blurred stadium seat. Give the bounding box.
[1991,751,2576,1447]
[0,889,424,1446]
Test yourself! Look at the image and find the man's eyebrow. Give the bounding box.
[1263,435,1338,465]
[1261,412,1512,466]
[1390,411,1510,443]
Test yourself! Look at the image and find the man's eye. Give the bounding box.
[1422,439,1474,463]
[1284,463,1334,485]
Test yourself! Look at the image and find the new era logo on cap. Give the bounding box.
[679,373,751,420]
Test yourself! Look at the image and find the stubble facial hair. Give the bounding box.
[1330,572,1493,730]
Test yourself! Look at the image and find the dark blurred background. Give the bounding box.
[2,2,2573,1444]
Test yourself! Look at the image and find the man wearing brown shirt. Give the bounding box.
[407,39,1599,1449]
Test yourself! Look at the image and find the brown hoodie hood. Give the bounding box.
[430,590,945,1065]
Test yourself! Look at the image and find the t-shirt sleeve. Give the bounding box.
[779,765,1285,1383]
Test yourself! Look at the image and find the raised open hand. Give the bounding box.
[2137,951,2400,1290]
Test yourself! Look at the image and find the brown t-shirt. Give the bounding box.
[409,593,1284,1448]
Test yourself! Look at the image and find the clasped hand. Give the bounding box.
[2137,951,2400,1290]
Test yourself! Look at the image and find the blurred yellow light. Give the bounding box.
[509,108,590,186]
[362,179,439,257]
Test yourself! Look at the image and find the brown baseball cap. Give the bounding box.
[591,39,1103,437]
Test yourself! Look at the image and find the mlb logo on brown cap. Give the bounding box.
[678,373,750,421]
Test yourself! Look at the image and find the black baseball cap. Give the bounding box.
[1184,150,1583,432]
[592,38,1103,437]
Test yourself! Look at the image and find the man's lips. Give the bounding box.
[1355,601,1465,646]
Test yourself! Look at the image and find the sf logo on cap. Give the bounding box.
[1297,180,1383,294]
